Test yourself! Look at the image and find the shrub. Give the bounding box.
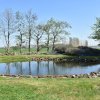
[54,45,100,56]
[54,44,67,54]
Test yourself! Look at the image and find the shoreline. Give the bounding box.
[0,54,100,63]
[32,56,100,63]
[0,72,100,78]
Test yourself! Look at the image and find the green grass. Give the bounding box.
[0,47,49,54]
[0,54,68,63]
[0,54,100,63]
[0,77,100,100]
[0,47,100,63]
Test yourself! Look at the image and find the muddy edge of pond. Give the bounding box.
[0,72,100,78]
[32,57,100,63]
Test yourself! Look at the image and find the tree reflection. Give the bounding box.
[53,61,56,75]
[2,61,100,76]
[6,63,10,75]
[20,62,23,75]
[37,61,39,76]
[47,61,50,75]
[29,61,31,75]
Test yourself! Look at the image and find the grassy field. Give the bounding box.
[0,77,100,100]
[0,47,48,54]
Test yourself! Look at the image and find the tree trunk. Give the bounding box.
[52,37,56,52]
[52,41,55,52]
[20,33,23,54]
[7,31,10,54]
[28,29,31,54]
[36,39,39,52]
[47,35,49,52]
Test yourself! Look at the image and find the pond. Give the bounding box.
[0,61,100,76]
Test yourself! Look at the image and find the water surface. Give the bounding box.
[0,61,100,76]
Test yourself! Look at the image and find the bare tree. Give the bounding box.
[15,11,25,54]
[48,18,71,51]
[0,9,14,54]
[34,24,44,52]
[43,20,52,52]
[25,9,37,54]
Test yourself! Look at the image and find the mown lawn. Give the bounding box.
[0,77,100,100]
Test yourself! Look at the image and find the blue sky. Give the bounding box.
[0,0,100,46]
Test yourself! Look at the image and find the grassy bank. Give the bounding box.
[0,77,100,100]
[0,54,100,63]
[0,54,67,63]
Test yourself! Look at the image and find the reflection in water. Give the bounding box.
[29,61,31,75]
[37,61,39,75]
[53,61,56,75]
[47,61,50,75]
[20,62,23,75]
[0,61,100,76]
[6,63,10,75]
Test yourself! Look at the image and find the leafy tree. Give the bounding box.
[48,18,71,51]
[90,18,100,43]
